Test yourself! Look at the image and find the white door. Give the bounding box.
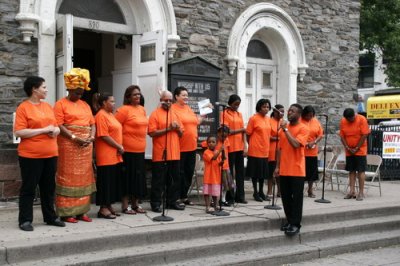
[55,14,74,100]
[245,58,276,123]
[132,30,167,158]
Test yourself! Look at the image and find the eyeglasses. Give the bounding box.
[131,93,141,97]
[161,99,173,103]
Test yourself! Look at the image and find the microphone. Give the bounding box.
[215,102,228,107]
[272,107,283,114]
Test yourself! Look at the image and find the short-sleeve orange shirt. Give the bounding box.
[148,107,183,162]
[115,105,148,153]
[14,100,58,158]
[54,98,95,126]
[221,109,245,153]
[278,122,309,177]
[203,149,222,185]
[246,113,271,158]
[171,103,198,152]
[339,114,370,156]
[268,118,280,161]
[301,117,324,157]
[95,109,123,166]
[216,138,230,170]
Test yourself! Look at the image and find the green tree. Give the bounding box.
[360,0,400,87]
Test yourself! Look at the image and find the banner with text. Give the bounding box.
[382,132,400,159]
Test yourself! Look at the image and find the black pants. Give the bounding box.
[179,151,196,199]
[151,160,180,208]
[228,151,245,201]
[18,156,58,225]
[280,176,305,227]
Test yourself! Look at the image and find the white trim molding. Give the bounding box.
[225,3,308,79]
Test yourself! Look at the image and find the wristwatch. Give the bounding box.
[71,134,76,140]
[283,128,288,132]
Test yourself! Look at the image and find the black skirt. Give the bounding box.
[246,156,269,181]
[305,156,319,182]
[122,152,147,198]
[96,163,122,205]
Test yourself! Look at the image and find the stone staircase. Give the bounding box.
[2,205,400,265]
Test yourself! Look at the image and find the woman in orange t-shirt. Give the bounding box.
[94,93,124,219]
[14,76,65,231]
[267,104,285,198]
[171,86,205,206]
[54,68,96,223]
[115,85,148,214]
[246,99,272,202]
[300,105,323,198]
[221,94,247,204]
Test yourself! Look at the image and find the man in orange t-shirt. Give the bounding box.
[339,108,370,201]
[274,103,309,237]
[148,91,184,213]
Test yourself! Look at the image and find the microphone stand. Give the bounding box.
[213,104,230,216]
[315,114,331,204]
[265,114,282,210]
[153,105,174,221]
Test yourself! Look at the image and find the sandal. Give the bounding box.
[77,215,92,222]
[97,212,116,219]
[183,199,194,206]
[108,208,121,217]
[122,208,137,215]
[308,193,316,198]
[132,206,147,214]
[206,207,215,214]
[344,193,356,199]
[62,217,78,223]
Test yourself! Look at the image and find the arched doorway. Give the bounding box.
[16,0,180,109]
[16,0,180,158]
[225,3,308,121]
[244,39,276,123]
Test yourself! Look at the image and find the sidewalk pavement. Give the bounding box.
[0,180,399,245]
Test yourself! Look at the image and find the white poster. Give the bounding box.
[382,132,400,159]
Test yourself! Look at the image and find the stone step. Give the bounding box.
[8,210,400,265]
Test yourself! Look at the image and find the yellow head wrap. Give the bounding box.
[64,68,91,91]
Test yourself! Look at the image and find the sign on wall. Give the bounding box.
[367,95,400,119]
[382,132,400,159]
[168,57,221,145]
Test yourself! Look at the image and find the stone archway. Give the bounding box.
[15,0,180,103]
[225,3,308,114]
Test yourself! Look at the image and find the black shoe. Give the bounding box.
[167,203,185,210]
[46,218,66,227]
[236,199,248,204]
[259,192,268,201]
[19,221,34,231]
[152,206,162,213]
[280,223,290,232]
[253,193,263,202]
[285,225,300,236]
[220,201,231,207]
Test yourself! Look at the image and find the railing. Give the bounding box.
[368,125,400,180]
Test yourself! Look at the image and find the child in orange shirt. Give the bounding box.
[203,136,224,214]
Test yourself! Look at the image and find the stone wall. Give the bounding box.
[0,0,38,198]
[0,0,360,198]
[172,0,360,135]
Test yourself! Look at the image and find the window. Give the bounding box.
[140,43,156,63]
[358,53,375,88]
[246,71,252,87]
[58,0,126,24]
[246,40,272,59]
[262,72,271,88]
